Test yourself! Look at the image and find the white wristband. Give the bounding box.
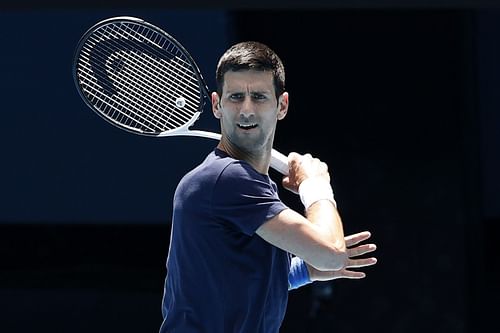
[298,178,336,210]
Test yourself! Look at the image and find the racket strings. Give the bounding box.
[110,22,203,102]
[79,56,166,133]
[76,21,204,134]
[89,23,195,113]
[111,22,204,112]
[80,45,190,130]
[78,37,169,132]
[83,24,196,130]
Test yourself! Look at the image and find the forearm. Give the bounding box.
[299,177,347,268]
[306,200,346,253]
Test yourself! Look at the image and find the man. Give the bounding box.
[160,41,377,333]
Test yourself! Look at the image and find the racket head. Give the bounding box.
[73,16,210,136]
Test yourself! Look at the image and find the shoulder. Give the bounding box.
[217,160,279,195]
[211,158,287,235]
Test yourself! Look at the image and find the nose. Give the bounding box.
[239,96,255,117]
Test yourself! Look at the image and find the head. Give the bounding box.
[215,41,286,100]
[211,42,289,158]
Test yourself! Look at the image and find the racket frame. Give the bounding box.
[73,16,288,174]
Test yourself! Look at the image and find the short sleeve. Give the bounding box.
[211,161,288,235]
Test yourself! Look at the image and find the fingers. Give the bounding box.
[315,232,377,280]
[345,231,372,247]
[337,270,367,279]
[302,153,312,160]
[345,235,378,269]
[299,153,328,174]
[345,257,377,269]
[287,152,303,166]
[286,152,331,191]
[288,152,328,173]
[347,243,377,258]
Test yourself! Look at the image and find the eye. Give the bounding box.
[251,93,268,101]
[229,93,244,101]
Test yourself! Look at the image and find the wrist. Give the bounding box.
[298,177,336,210]
[288,257,312,290]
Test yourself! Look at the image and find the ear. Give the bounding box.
[277,92,289,120]
[211,92,222,119]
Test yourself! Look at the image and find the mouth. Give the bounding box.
[237,123,258,130]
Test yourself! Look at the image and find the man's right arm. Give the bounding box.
[256,152,347,271]
[256,203,347,271]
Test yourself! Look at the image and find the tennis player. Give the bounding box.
[159,41,377,333]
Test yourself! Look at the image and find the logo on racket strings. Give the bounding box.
[175,97,186,108]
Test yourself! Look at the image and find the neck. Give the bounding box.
[217,138,273,175]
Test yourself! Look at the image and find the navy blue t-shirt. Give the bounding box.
[160,148,290,333]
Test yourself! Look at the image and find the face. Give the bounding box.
[212,70,288,154]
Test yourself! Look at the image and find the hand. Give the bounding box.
[282,152,331,194]
[306,231,377,281]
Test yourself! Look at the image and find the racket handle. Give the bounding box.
[270,149,289,175]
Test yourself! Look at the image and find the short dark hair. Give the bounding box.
[215,41,285,99]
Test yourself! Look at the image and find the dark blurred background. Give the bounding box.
[1,1,499,332]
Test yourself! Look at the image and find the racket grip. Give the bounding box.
[270,149,289,175]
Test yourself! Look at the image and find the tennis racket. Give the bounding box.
[73,16,289,175]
